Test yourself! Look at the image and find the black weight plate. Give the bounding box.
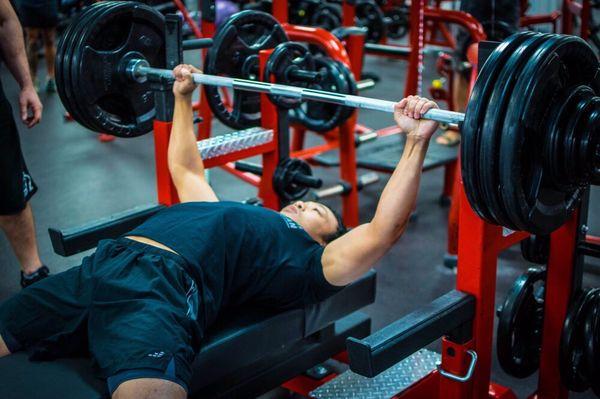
[544,86,596,191]
[264,42,314,109]
[73,2,166,137]
[563,87,596,185]
[479,33,545,230]
[334,59,357,123]
[55,3,85,123]
[274,158,313,201]
[385,6,409,39]
[520,234,550,264]
[500,34,599,233]
[560,288,600,392]
[461,32,534,227]
[58,3,114,131]
[582,99,600,185]
[64,2,125,132]
[584,294,600,396]
[291,56,349,133]
[355,0,386,43]
[204,10,289,129]
[68,2,128,132]
[496,268,545,378]
[310,4,342,31]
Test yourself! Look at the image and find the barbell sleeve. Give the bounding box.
[131,61,466,125]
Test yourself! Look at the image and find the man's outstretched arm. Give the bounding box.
[321,96,439,286]
[0,0,41,127]
[168,64,218,203]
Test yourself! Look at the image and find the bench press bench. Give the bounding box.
[0,204,376,399]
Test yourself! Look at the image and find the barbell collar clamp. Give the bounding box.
[128,59,467,125]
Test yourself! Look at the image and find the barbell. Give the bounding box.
[56,2,600,235]
[127,58,464,124]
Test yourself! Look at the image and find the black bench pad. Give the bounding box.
[0,270,376,399]
[313,132,458,171]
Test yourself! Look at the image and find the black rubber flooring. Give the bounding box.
[0,47,599,398]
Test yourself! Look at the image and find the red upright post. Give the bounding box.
[272,0,288,22]
[440,181,524,399]
[258,49,280,210]
[153,120,180,205]
[338,114,359,227]
[198,5,216,140]
[533,212,579,399]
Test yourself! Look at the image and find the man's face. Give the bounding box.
[280,201,339,245]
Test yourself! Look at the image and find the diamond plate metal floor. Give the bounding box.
[310,349,440,399]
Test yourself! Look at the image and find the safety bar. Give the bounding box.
[182,38,213,51]
[48,204,166,256]
[346,290,475,377]
[365,43,411,57]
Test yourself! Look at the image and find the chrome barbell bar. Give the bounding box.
[127,59,465,125]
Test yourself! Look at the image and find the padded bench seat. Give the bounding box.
[0,270,376,399]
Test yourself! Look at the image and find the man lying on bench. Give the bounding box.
[0,64,440,399]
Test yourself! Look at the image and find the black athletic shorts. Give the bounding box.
[0,238,203,395]
[0,96,37,215]
[453,0,520,76]
[19,3,59,29]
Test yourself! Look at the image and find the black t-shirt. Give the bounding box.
[127,202,343,327]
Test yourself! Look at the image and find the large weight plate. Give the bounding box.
[334,59,358,123]
[72,2,166,137]
[291,56,349,133]
[204,11,288,129]
[500,34,599,233]
[64,2,125,132]
[385,6,409,40]
[461,32,533,227]
[479,33,545,229]
[310,3,342,31]
[355,0,386,43]
[584,294,600,396]
[496,268,545,378]
[57,2,115,131]
[560,288,600,392]
[264,42,315,109]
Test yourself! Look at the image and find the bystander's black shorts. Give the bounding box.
[453,0,520,77]
[19,3,59,29]
[0,238,203,395]
[0,97,38,215]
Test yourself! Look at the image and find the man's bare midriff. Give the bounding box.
[125,236,180,255]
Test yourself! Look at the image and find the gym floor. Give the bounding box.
[1,47,599,398]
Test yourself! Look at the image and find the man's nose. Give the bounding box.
[295,201,305,211]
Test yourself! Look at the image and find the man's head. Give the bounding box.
[280,201,347,245]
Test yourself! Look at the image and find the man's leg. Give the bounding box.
[24,28,40,87]
[0,203,43,275]
[112,379,186,399]
[0,335,10,358]
[451,71,469,112]
[41,28,56,90]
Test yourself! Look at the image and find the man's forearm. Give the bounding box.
[168,96,205,176]
[371,136,429,242]
[0,2,33,89]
